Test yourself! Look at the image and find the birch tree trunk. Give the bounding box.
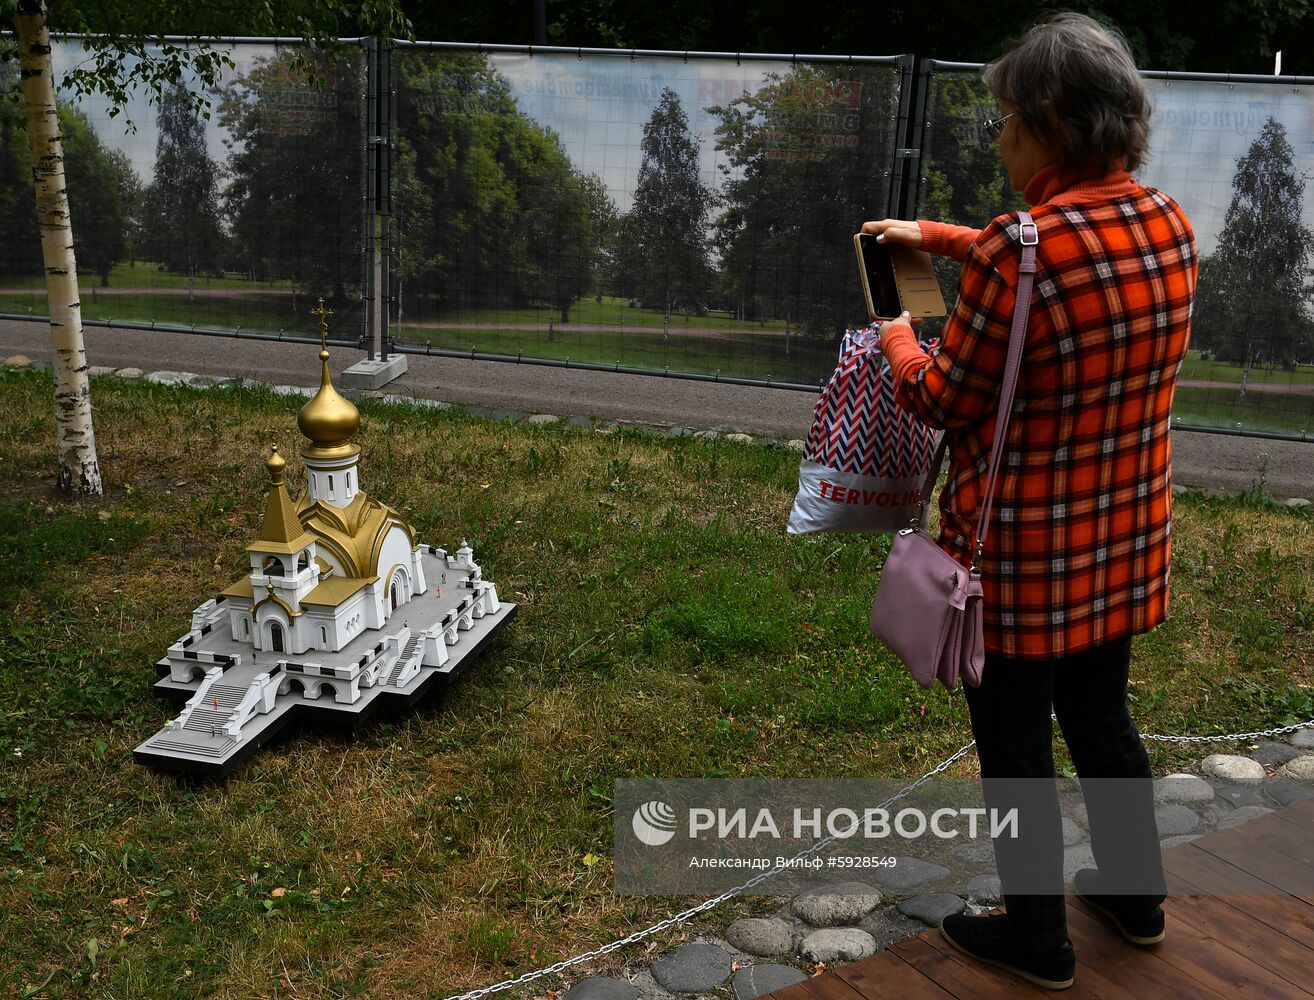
[16,1,103,495]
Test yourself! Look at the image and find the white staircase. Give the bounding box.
[383,634,422,687]
[182,682,248,733]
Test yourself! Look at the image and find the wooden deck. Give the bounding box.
[769,799,1314,999]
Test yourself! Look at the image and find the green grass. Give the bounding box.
[0,291,335,337]
[1,368,1313,998]
[1178,351,1314,388]
[399,320,837,385]
[1174,385,1314,436]
[0,261,295,292]
[400,295,789,332]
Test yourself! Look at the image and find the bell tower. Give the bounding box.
[297,299,362,509]
[245,445,319,654]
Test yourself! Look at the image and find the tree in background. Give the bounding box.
[579,171,619,304]
[1192,118,1314,367]
[611,87,712,315]
[2,0,410,496]
[916,75,1020,228]
[392,51,613,322]
[392,53,513,316]
[711,64,896,337]
[220,52,365,316]
[108,148,144,266]
[139,85,225,291]
[0,96,138,286]
[59,107,134,287]
[0,87,40,277]
[515,164,609,324]
[914,73,1024,338]
[402,0,1314,76]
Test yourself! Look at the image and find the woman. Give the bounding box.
[865,13,1196,991]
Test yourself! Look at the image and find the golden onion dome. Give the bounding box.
[298,348,360,460]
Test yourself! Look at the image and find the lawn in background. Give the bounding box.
[1,368,1312,998]
[0,261,296,292]
[397,320,838,387]
[1175,385,1314,436]
[0,291,323,336]
[396,295,790,333]
[8,272,1314,428]
[1178,351,1314,388]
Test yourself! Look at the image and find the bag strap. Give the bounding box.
[975,212,1038,558]
[910,212,1039,566]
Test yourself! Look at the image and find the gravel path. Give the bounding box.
[3,317,1311,499]
[1179,378,1314,396]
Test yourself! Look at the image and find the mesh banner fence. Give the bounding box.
[0,38,367,343]
[920,65,1314,438]
[5,39,1314,437]
[388,45,905,388]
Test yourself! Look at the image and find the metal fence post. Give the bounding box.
[364,36,393,363]
[383,39,391,360]
[375,37,392,361]
[889,55,930,222]
[364,35,379,362]
[901,57,933,220]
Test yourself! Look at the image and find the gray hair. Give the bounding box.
[982,12,1151,171]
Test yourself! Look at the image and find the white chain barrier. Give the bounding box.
[443,716,1314,1000]
[1141,717,1314,743]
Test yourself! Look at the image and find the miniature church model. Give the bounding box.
[134,303,516,776]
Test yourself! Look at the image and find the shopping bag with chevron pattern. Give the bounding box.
[787,323,940,534]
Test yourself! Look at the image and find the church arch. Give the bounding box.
[386,564,412,613]
[318,681,338,701]
[269,621,285,653]
[262,555,285,577]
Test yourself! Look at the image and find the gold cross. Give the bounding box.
[310,298,334,350]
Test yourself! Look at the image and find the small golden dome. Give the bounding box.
[297,348,360,459]
[265,445,287,483]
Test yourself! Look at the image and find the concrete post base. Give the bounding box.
[340,355,409,390]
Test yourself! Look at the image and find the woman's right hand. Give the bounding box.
[861,218,923,248]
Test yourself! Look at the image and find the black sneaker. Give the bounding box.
[1072,868,1166,945]
[940,912,1075,990]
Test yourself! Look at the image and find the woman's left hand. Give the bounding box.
[877,311,914,348]
[861,219,922,247]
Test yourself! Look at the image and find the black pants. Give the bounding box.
[962,636,1166,950]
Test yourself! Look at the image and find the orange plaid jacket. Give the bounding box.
[881,168,1198,660]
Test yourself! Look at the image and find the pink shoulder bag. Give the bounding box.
[870,212,1039,690]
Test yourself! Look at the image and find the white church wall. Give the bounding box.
[363,584,386,630]
[304,592,368,651]
[377,527,419,616]
[409,545,427,593]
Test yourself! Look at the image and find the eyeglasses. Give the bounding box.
[982,112,1014,140]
